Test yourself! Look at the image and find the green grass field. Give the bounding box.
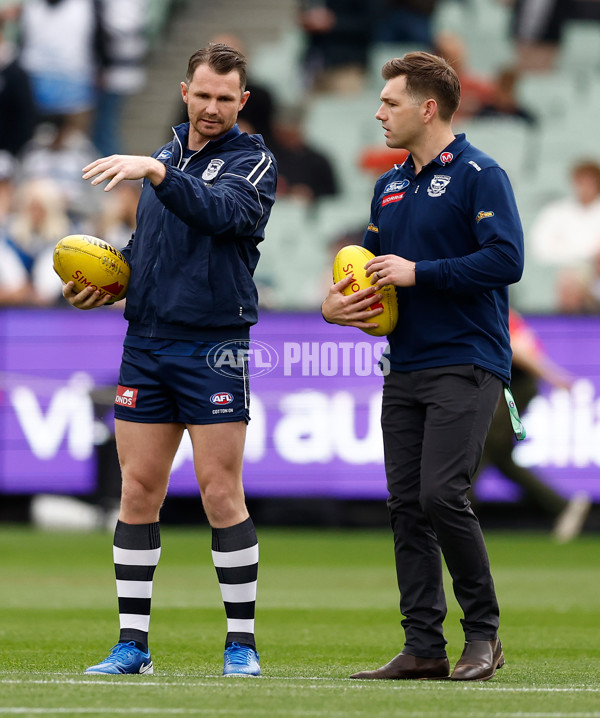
[0,525,598,717]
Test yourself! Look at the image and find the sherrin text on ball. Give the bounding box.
[53,234,130,302]
[332,245,398,336]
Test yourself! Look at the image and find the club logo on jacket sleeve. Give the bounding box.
[476,210,495,223]
[202,159,225,181]
[427,174,451,197]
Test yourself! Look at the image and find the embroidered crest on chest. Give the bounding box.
[202,159,225,181]
[427,174,451,198]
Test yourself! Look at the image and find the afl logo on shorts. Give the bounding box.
[210,392,234,406]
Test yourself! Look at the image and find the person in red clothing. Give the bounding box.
[472,309,591,542]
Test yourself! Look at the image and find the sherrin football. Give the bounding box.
[53,234,130,302]
[333,245,398,337]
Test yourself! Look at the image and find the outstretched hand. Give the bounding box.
[82,155,166,191]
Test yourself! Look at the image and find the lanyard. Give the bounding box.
[504,385,526,441]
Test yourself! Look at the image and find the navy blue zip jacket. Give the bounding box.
[364,134,524,383]
[120,122,277,341]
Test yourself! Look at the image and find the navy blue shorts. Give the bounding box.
[114,342,250,425]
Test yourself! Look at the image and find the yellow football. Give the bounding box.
[53,234,130,302]
[332,244,398,337]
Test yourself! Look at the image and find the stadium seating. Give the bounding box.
[250,28,305,107]
[256,198,328,309]
[133,0,600,306]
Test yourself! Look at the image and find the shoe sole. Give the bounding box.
[350,672,450,681]
[84,661,154,676]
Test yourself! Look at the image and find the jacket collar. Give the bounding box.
[398,133,469,177]
[431,133,468,168]
[171,123,242,163]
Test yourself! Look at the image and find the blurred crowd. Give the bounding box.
[1,0,600,313]
[0,0,147,306]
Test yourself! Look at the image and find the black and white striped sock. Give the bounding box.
[211,517,259,650]
[113,520,161,653]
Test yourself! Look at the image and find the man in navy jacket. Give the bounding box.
[63,44,277,677]
[323,51,523,681]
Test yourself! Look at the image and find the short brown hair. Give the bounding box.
[382,51,461,122]
[185,43,248,91]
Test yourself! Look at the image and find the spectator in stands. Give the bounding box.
[92,0,149,156]
[0,151,15,222]
[475,66,538,126]
[298,0,372,93]
[472,309,591,543]
[18,115,100,226]
[17,0,101,134]
[0,13,36,158]
[372,0,439,49]
[0,234,30,305]
[530,160,600,312]
[0,151,31,305]
[510,0,571,72]
[4,177,74,305]
[553,267,598,314]
[586,251,600,311]
[271,107,339,205]
[434,31,494,121]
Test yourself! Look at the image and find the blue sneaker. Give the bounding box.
[85,642,153,675]
[223,642,260,676]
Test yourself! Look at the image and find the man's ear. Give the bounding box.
[239,89,251,111]
[422,98,438,123]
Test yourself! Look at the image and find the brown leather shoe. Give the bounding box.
[450,638,505,681]
[350,651,450,680]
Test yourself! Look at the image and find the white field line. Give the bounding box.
[0,710,600,717]
[0,676,599,693]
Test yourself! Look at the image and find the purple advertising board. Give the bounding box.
[0,308,599,503]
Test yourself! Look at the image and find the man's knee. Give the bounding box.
[202,479,233,509]
[419,481,468,519]
[200,474,247,527]
[120,475,166,519]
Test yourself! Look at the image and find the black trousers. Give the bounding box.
[382,365,502,658]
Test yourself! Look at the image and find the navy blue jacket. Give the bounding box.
[120,123,277,341]
[364,134,524,383]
